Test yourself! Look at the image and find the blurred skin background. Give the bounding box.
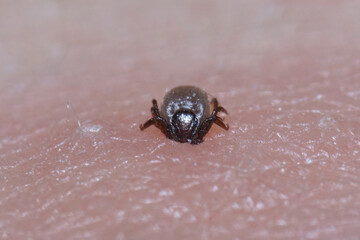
[1,0,360,239]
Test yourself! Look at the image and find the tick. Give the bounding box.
[140,85,229,144]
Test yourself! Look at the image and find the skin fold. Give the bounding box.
[1,0,360,239]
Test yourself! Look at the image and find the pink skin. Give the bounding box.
[1,0,360,239]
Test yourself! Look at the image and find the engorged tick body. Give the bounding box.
[140,85,229,144]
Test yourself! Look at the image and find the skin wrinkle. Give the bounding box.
[1,0,360,240]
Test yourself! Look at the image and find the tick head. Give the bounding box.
[170,110,199,143]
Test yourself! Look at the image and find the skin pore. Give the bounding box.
[1,0,360,239]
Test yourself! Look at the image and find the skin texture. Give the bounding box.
[1,0,360,239]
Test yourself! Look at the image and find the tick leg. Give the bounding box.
[216,106,228,115]
[214,116,229,130]
[153,116,173,139]
[140,118,155,130]
[210,98,228,115]
[141,116,173,139]
[191,115,229,144]
[210,98,218,115]
[151,99,160,117]
[192,116,216,144]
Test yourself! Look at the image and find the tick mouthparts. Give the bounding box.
[171,110,198,139]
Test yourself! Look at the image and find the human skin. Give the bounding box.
[1,0,360,239]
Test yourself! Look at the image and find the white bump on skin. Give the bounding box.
[80,124,103,133]
[305,158,313,164]
[158,189,174,197]
[244,196,254,209]
[162,204,189,219]
[116,211,125,222]
[143,198,155,204]
[89,176,102,183]
[316,94,323,100]
[318,116,336,128]
[271,99,281,106]
[149,160,161,164]
[211,185,219,192]
[256,202,265,210]
[181,180,200,189]
[320,71,330,78]
[171,157,180,162]
[276,218,287,226]
[232,202,240,209]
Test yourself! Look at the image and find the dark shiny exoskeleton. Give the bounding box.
[140,86,229,144]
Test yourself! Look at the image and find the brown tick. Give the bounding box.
[140,85,229,144]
